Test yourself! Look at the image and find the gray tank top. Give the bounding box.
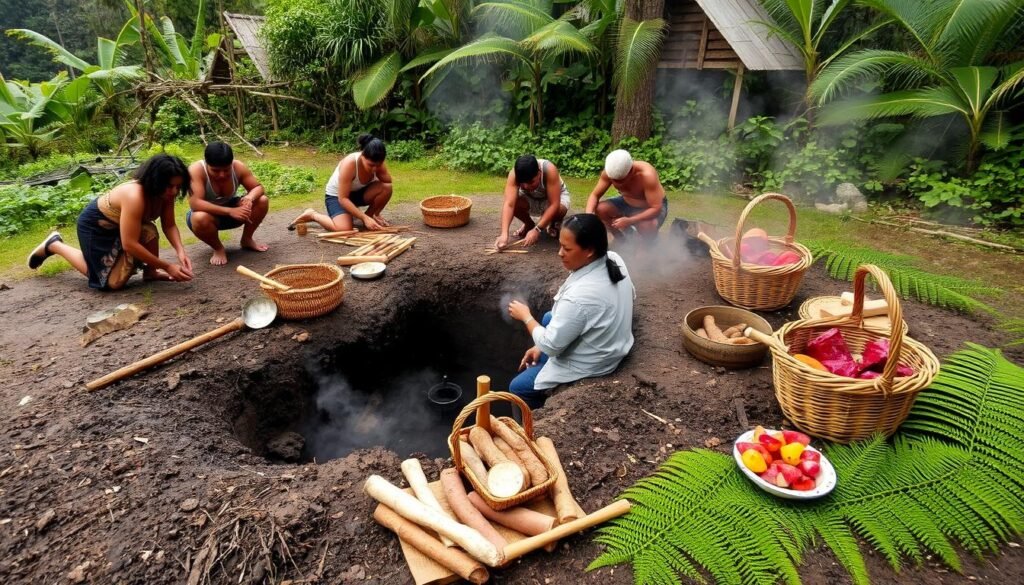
[202,161,240,206]
[518,159,568,201]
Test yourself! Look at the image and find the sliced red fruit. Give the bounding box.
[760,466,782,486]
[798,460,821,479]
[791,477,816,491]
[800,450,821,463]
[782,430,811,446]
[739,443,773,464]
[753,425,767,441]
[758,433,783,453]
[775,463,803,485]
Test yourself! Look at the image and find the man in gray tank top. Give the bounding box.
[186,142,270,265]
[494,154,570,250]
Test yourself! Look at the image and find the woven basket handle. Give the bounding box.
[852,264,906,392]
[449,391,533,471]
[732,193,798,270]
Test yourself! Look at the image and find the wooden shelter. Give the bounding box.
[203,12,278,132]
[659,0,803,128]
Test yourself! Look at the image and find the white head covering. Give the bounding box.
[604,149,633,180]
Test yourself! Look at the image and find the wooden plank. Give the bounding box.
[696,16,710,70]
[658,60,742,70]
[728,62,745,130]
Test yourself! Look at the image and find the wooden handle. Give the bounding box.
[500,500,631,564]
[86,318,245,391]
[236,265,291,291]
[337,255,388,266]
[743,327,787,351]
[732,193,798,269]
[476,375,491,432]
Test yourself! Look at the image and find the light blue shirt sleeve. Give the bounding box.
[530,300,588,357]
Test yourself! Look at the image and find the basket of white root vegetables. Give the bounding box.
[682,305,773,368]
[449,392,558,510]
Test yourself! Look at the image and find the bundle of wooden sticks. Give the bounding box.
[336,234,417,265]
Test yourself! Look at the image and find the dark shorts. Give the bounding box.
[605,195,669,227]
[325,189,368,218]
[185,197,244,231]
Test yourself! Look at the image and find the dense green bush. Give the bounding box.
[907,148,1024,228]
[0,173,113,237]
[384,140,427,162]
[246,161,317,196]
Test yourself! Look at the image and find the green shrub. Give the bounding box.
[153,99,202,143]
[385,140,427,162]
[246,161,317,196]
[907,150,1024,228]
[0,173,114,237]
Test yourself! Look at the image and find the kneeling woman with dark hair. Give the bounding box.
[507,213,635,408]
[27,154,194,290]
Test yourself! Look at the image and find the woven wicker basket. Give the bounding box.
[449,392,557,510]
[259,263,344,320]
[697,193,812,311]
[745,265,939,443]
[420,195,472,228]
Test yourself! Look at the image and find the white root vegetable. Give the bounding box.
[703,315,728,342]
[363,475,503,567]
[492,436,531,488]
[401,458,455,547]
[458,440,490,485]
[489,416,549,485]
[469,427,509,468]
[486,462,526,497]
[440,469,508,551]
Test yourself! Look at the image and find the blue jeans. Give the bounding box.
[509,312,553,410]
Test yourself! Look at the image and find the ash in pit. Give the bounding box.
[298,298,538,461]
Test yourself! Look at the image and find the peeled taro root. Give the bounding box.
[806,328,853,363]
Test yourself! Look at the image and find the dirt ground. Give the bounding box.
[1,195,1022,585]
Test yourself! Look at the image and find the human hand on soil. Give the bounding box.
[167,263,193,281]
[519,346,542,371]
[495,234,509,250]
[611,216,633,231]
[508,300,532,323]
[178,251,193,272]
[363,216,383,231]
[373,214,390,227]
[522,228,540,246]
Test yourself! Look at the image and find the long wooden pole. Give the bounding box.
[86,319,245,391]
[500,500,631,564]
[728,63,745,130]
[476,376,491,433]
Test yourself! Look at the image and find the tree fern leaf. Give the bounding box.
[815,515,870,585]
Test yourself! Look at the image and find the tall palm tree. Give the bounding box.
[812,0,1024,172]
[610,0,666,141]
[419,0,598,130]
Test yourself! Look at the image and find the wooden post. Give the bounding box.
[728,62,745,130]
[476,375,491,432]
[696,16,709,70]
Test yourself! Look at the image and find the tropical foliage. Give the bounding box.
[590,344,1024,585]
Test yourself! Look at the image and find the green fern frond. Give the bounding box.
[590,345,1024,584]
[997,319,1024,346]
[805,240,1002,314]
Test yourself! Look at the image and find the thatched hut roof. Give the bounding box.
[223,12,274,83]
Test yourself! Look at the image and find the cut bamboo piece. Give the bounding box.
[337,255,389,266]
[466,492,556,536]
[536,437,585,524]
[476,376,491,433]
[490,416,548,486]
[386,237,417,261]
[439,469,508,552]
[458,440,489,486]
[314,229,360,239]
[373,506,489,584]
[402,459,456,547]
[363,475,503,567]
[500,500,631,565]
[364,234,400,255]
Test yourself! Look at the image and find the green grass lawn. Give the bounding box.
[4,145,1022,315]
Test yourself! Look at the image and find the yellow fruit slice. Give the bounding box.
[741,449,768,473]
[793,353,828,371]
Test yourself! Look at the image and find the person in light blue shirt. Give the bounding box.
[507,213,635,408]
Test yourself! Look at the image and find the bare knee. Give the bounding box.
[595,202,618,222]
[189,212,217,234]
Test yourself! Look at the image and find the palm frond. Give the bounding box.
[805,240,1001,314]
[613,17,667,98]
[473,0,554,39]
[590,345,1024,584]
[996,319,1024,346]
[351,51,403,109]
[419,35,529,82]
[818,87,970,125]
[522,20,596,57]
[811,49,944,103]
[934,0,1020,66]
[6,29,92,72]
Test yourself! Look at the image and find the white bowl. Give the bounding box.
[732,429,837,500]
[350,261,386,280]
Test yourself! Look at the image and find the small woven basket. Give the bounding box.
[697,193,812,310]
[260,263,344,320]
[420,195,472,228]
[449,391,558,510]
[746,265,939,443]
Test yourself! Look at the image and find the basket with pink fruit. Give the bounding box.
[733,426,837,499]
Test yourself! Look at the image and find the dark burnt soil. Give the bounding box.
[1,196,1022,585]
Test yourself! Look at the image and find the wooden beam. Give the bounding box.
[696,16,710,70]
[728,62,745,130]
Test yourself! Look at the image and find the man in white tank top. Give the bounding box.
[495,154,570,250]
[186,142,269,265]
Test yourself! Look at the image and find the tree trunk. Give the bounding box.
[611,0,665,143]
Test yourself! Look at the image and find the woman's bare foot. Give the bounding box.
[209,249,229,265]
[241,238,269,253]
[288,209,316,230]
[142,269,174,282]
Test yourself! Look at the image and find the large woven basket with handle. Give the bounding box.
[260,263,344,320]
[698,193,812,310]
[449,391,557,510]
[745,264,940,443]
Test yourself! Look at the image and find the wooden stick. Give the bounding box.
[361,234,400,256]
[467,492,556,536]
[314,229,360,239]
[337,255,388,266]
[373,506,489,584]
[500,500,631,565]
[86,319,245,391]
[401,459,456,547]
[349,241,378,257]
[536,437,585,524]
[484,249,528,254]
[235,265,291,291]
[490,416,549,485]
[386,237,417,261]
[377,237,410,257]
[476,376,491,433]
[363,475,503,567]
[440,469,508,551]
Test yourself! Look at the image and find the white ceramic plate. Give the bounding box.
[350,261,386,280]
[733,429,837,500]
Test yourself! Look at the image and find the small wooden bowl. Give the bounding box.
[682,306,772,368]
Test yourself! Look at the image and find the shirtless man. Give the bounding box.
[186,142,269,265]
[494,154,570,250]
[585,149,668,240]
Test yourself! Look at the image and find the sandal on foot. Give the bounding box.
[27,231,62,269]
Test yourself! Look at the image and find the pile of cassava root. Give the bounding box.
[697,315,756,345]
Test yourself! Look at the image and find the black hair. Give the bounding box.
[133,154,191,201]
[563,213,626,283]
[514,154,540,185]
[204,141,234,167]
[357,133,386,163]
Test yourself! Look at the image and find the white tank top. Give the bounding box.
[325,152,377,197]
